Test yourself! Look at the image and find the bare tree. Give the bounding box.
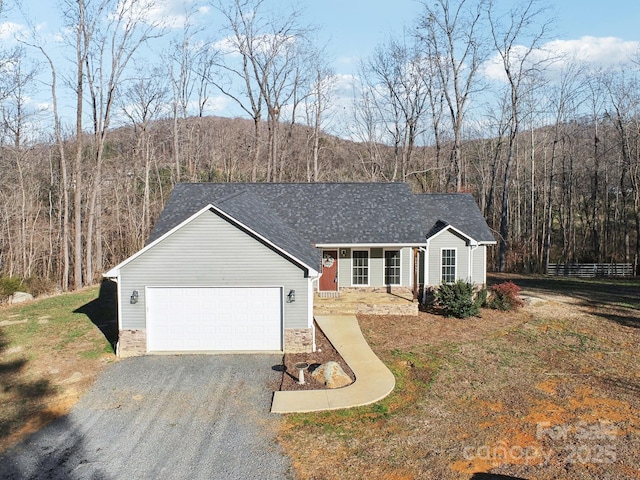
[417,0,488,191]
[83,0,164,283]
[210,0,309,182]
[121,66,168,244]
[20,11,73,288]
[542,62,586,270]
[604,68,640,270]
[0,48,40,278]
[364,35,430,181]
[262,30,311,182]
[422,54,447,191]
[166,14,216,182]
[304,56,335,182]
[488,0,552,271]
[65,0,98,289]
[351,76,388,180]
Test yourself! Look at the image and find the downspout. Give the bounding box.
[469,243,479,284]
[309,273,319,352]
[312,324,316,352]
[419,242,429,304]
[412,248,420,301]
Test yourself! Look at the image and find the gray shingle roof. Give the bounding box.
[147,184,495,272]
[148,182,426,245]
[415,193,496,243]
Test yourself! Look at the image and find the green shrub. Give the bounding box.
[0,276,24,296]
[434,280,480,318]
[475,287,489,308]
[0,276,56,299]
[489,281,524,311]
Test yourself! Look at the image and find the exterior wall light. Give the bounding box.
[287,289,296,303]
[130,290,139,304]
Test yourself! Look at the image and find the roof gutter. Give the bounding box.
[315,242,427,248]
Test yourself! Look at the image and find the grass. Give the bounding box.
[1,274,638,477]
[0,286,116,452]
[490,273,640,315]
[279,275,640,479]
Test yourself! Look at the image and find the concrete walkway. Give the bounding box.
[271,315,396,414]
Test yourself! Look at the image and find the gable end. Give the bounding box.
[209,207,314,277]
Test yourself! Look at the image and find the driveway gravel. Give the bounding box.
[0,355,292,480]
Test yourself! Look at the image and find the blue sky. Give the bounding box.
[306,0,640,75]
[2,0,640,130]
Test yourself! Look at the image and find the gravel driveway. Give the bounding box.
[0,355,292,480]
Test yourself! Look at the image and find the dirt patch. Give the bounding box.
[0,342,113,452]
[279,278,640,480]
[358,307,532,352]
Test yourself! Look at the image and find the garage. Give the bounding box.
[146,286,283,352]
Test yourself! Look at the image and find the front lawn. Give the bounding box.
[279,275,640,479]
[0,286,116,452]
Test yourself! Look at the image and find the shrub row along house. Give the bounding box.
[104,182,495,356]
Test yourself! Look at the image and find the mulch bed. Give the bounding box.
[277,322,355,391]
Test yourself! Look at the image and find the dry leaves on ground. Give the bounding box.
[279,287,640,480]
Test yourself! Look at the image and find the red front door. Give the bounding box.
[319,250,338,291]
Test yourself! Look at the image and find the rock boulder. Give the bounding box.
[10,292,34,304]
[311,361,352,389]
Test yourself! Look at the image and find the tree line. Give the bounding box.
[0,0,639,291]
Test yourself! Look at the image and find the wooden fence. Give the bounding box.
[546,263,634,277]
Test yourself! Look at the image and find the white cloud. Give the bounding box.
[212,36,237,55]
[197,94,233,115]
[115,0,210,29]
[0,21,27,41]
[331,73,359,97]
[212,33,298,57]
[36,101,52,111]
[547,36,639,66]
[324,73,368,139]
[53,26,73,44]
[482,45,531,82]
[482,36,640,82]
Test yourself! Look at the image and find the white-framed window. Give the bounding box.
[441,248,456,283]
[384,249,401,285]
[352,250,369,285]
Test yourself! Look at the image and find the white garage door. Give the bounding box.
[146,287,282,352]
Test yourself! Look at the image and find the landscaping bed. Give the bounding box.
[278,322,355,391]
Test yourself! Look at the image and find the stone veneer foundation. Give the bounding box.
[117,327,313,357]
[117,329,147,357]
[283,327,314,353]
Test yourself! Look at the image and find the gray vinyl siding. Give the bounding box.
[334,246,413,287]
[337,248,351,288]
[119,210,309,330]
[427,230,469,286]
[369,248,383,287]
[401,247,412,285]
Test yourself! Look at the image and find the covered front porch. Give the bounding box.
[313,289,420,316]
